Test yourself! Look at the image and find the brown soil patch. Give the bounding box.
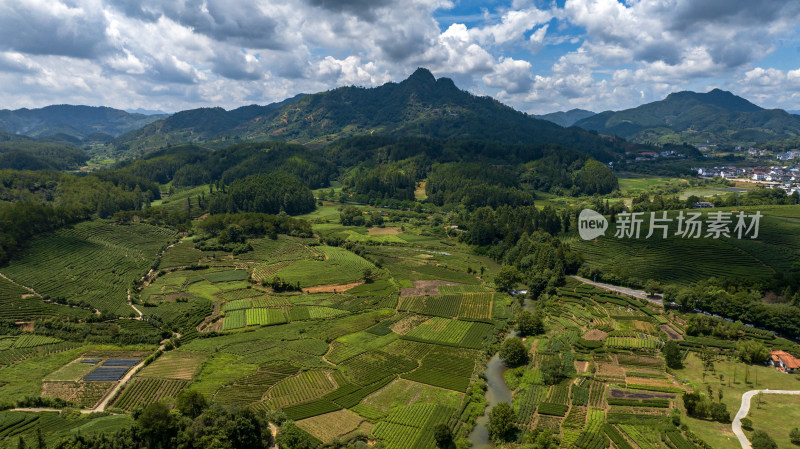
[399,280,462,297]
[609,388,675,400]
[296,409,370,443]
[368,227,400,235]
[659,324,682,340]
[574,361,589,373]
[302,280,364,294]
[21,294,36,299]
[625,377,675,388]
[390,315,431,335]
[595,363,625,378]
[42,381,116,408]
[18,322,34,332]
[582,329,608,341]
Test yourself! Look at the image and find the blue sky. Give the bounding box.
[0,0,798,114]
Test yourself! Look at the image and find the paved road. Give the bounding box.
[571,275,663,306]
[732,389,800,449]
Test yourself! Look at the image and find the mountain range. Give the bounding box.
[534,109,596,127]
[4,71,799,163]
[112,68,623,162]
[573,89,800,147]
[0,105,167,141]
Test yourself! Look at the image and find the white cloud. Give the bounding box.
[0,0,799,114]
[483,57,532,94]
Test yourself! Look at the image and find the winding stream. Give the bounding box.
[468,298,535,448]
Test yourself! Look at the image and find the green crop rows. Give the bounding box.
[537,403,569,417]
[113,378,190,410]
[266,369,339,408]
[402,346,476,392]
[245,308,287,326]
[222,310,246,330]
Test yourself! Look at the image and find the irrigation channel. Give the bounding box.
[468,297,535,448]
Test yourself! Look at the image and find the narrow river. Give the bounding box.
[468,298,535,448]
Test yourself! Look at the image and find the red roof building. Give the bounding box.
[769,350,800,373]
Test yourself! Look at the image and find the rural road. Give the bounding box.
[732,389,800,449]
[571,275,663,306]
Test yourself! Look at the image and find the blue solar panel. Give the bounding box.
[102,358,141,367]
[83,366,129,381]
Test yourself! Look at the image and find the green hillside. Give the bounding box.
[113,68,628,162]
[575,88,800,147]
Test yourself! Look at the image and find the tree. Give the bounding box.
[790,427,800,445]
[541,355,565,385]
[176,389,208,419]
[487,402,516,442]
[645,279,662,297]
[663,340,683,369]
[737,340,769,364]
[136,402,178,449]
[340,206,364,226]
[16,437,25,449]
[494,265,521,291]
[433,423,453,448]
[499,337,528,368]
[524,428,560,449]
[516,310,544,336]
[741,418,753,430]
[710,402,730,423]
[750,430,777,449]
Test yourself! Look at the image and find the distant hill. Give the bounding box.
[0,105,168,140]
[534,109,595,127]
[790,110,800,116]
[113,69,627,162]
[574,89,800,147]
[125,108,170,116]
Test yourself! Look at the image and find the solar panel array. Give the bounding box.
[102,358,141,366]
[83,366,130,381]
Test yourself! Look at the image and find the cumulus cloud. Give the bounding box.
[0,0,799,113]
[0,0,111,58]
[483,57,532,94]
[0,52,41,74]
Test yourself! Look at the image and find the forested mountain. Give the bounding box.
[0,131,87,170]
[0,105,167,139]
[534,109,595,127]
[113,69,628,162]
[574,89,800,147]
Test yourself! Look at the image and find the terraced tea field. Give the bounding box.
[0,221,176,315]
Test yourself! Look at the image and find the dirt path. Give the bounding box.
[571,275,662,306]
[269,423,279,448]
[732,389,800,449]
[0,272,41,297]
[126,288,143,319]
[10,407,63,413]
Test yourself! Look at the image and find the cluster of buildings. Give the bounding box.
[630,150,686,161]
[777,150,800,161]
[695,166,800,195]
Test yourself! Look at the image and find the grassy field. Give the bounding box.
[744,393,800,448]
[674,352,800,448]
